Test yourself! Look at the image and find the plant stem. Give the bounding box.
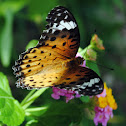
[25,106,48,112]
[21,89,36,106]
[21,88,48,110]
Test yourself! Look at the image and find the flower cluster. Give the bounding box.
[94,83,117,126]
[90,34,105,50]
[78,34,105,61]
[51,87,81,103]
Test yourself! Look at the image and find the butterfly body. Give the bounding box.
[13,6,104,96]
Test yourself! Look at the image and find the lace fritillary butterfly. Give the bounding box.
[13,6,104,96]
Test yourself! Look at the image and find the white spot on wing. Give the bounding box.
[80,86,86,89]
[71,87,77,91]
[99,88,103,90]
[52,29,56,33]
[88,79,95,87]
[40,35,43,39]
[57,13,61,16]
[54,18,57,21]
[83,82,89,86]
[69,21,77,29]
[95,78,100,83]
[64,15,68,19]
[64,10,68,13]
[51,20,77,31]
[95,85,99,87]
[76,85,80,88]
[92,89,96,92]
[57,9,61,11]
[60,20,71,30]
[52,23,65,30]
[42,35,46,39]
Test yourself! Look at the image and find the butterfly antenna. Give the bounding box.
[94,29,97,33]
[82,41,113,71]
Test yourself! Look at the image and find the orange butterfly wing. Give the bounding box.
[13,6,80,88]
[13,6,104,96]
[56,66,104,96]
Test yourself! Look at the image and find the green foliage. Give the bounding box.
[0,1,27,16]
[26,101,82,126]
[80,96,90,103]
[26,40,38,50]
[86,60,100,76]
[0,72,25,126]
[21,88,48,109]
[0,0,126,125]
[0,71,96,126]
[0,0,28,67]
[0,9,13,67]
[28,0,58,18]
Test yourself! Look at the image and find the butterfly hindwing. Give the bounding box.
[55,66,104,96]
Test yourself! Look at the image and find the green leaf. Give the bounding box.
[25,120,38,126]
[86,60,100,76]
[80,96,90,103]
[0,1,28,16]
[0,72,25,126]
[26,39,38,50]
[33,101,82,126]
[0,9,13,67]
[25,106,48,117]
[0,89,14,117]
[0,98,25,126]
[21,88,48,109]
[0,72,12,96]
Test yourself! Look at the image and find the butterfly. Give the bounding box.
[12,6,104,96]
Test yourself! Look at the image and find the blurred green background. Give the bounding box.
[0,0,126,125]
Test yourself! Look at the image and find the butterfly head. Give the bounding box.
[76,57,84,65]
[68,57,84,68]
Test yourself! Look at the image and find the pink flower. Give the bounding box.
[75,91,81,98]
[96,89,106,98]
[76,52,82,57]
[51,93,60,100]
[104,106,113,119]
[94,112,105,126]
[94,106,113,126]
[51,87,81,103]
[94,106,104,113]
[94,83,116,126]
[51,87,67,99]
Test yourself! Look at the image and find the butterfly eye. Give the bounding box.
[76,57,84,65]
[69,60,75,65]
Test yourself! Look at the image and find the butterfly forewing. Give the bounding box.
[13,6,104,96]
[38,6,80,58]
